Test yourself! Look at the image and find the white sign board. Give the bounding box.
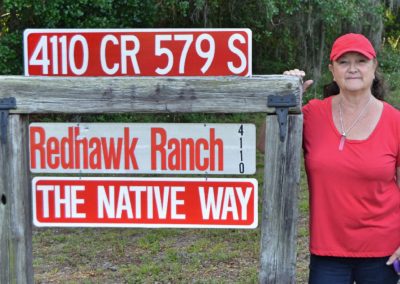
[29,123,256,174]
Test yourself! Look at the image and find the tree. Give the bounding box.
[0,0,396,80]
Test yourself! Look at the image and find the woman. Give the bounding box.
[279,33,400,283]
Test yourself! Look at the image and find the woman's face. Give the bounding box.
[329,52,377,94]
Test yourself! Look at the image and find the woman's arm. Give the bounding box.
[386,246,400,267]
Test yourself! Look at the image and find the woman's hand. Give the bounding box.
[386,246,400,272]
[283,69,314,92]
[258,68,313,153]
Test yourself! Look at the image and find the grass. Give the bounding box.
[33,227,265,283]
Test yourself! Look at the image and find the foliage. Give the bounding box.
[1,0,398,79]
[384,7,400,49]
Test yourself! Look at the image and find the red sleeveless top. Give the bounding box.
[303,96,400,257]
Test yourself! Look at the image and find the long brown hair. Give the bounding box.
[323,70,387,100]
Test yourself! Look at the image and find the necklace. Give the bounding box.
[338,96,372,151]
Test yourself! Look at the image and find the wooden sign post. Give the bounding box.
[0,75,302,283]
[259,114,303,283]
[0,114,32,284]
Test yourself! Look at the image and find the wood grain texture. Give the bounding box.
[0,115,33,284]
[259,114,303,284]
[0,75,301,114]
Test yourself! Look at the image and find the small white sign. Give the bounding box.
[29,123,256,174]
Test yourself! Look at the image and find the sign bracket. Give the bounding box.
[0,97,17,144]
[267,94,297,142]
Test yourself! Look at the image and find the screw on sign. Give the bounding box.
[24,29,252,77]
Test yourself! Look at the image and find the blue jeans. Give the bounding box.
[309,254,399,284]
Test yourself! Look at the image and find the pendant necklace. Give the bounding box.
[338,95,372,151]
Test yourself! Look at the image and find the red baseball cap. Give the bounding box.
[330,33,376,61]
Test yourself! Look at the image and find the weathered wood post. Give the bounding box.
[0,113,32,284]
[259,92,303,283]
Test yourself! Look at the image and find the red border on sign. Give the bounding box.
[24,28,252,77]
[32,177,258,229]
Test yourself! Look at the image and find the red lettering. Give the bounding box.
[195,138,209,171]
[150,127,224,172]
[60,127,74,169]
[89,137,102,169]
[151,128,166,170]
[209,129,223,171]
[74,127,89,169]
[101,137,122,169]
[47,137,60,169]
[181,138,195,170]
[30,125,142,172]
[124,128,139,170]
[168,138,180,170]
[30,126,46,169]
